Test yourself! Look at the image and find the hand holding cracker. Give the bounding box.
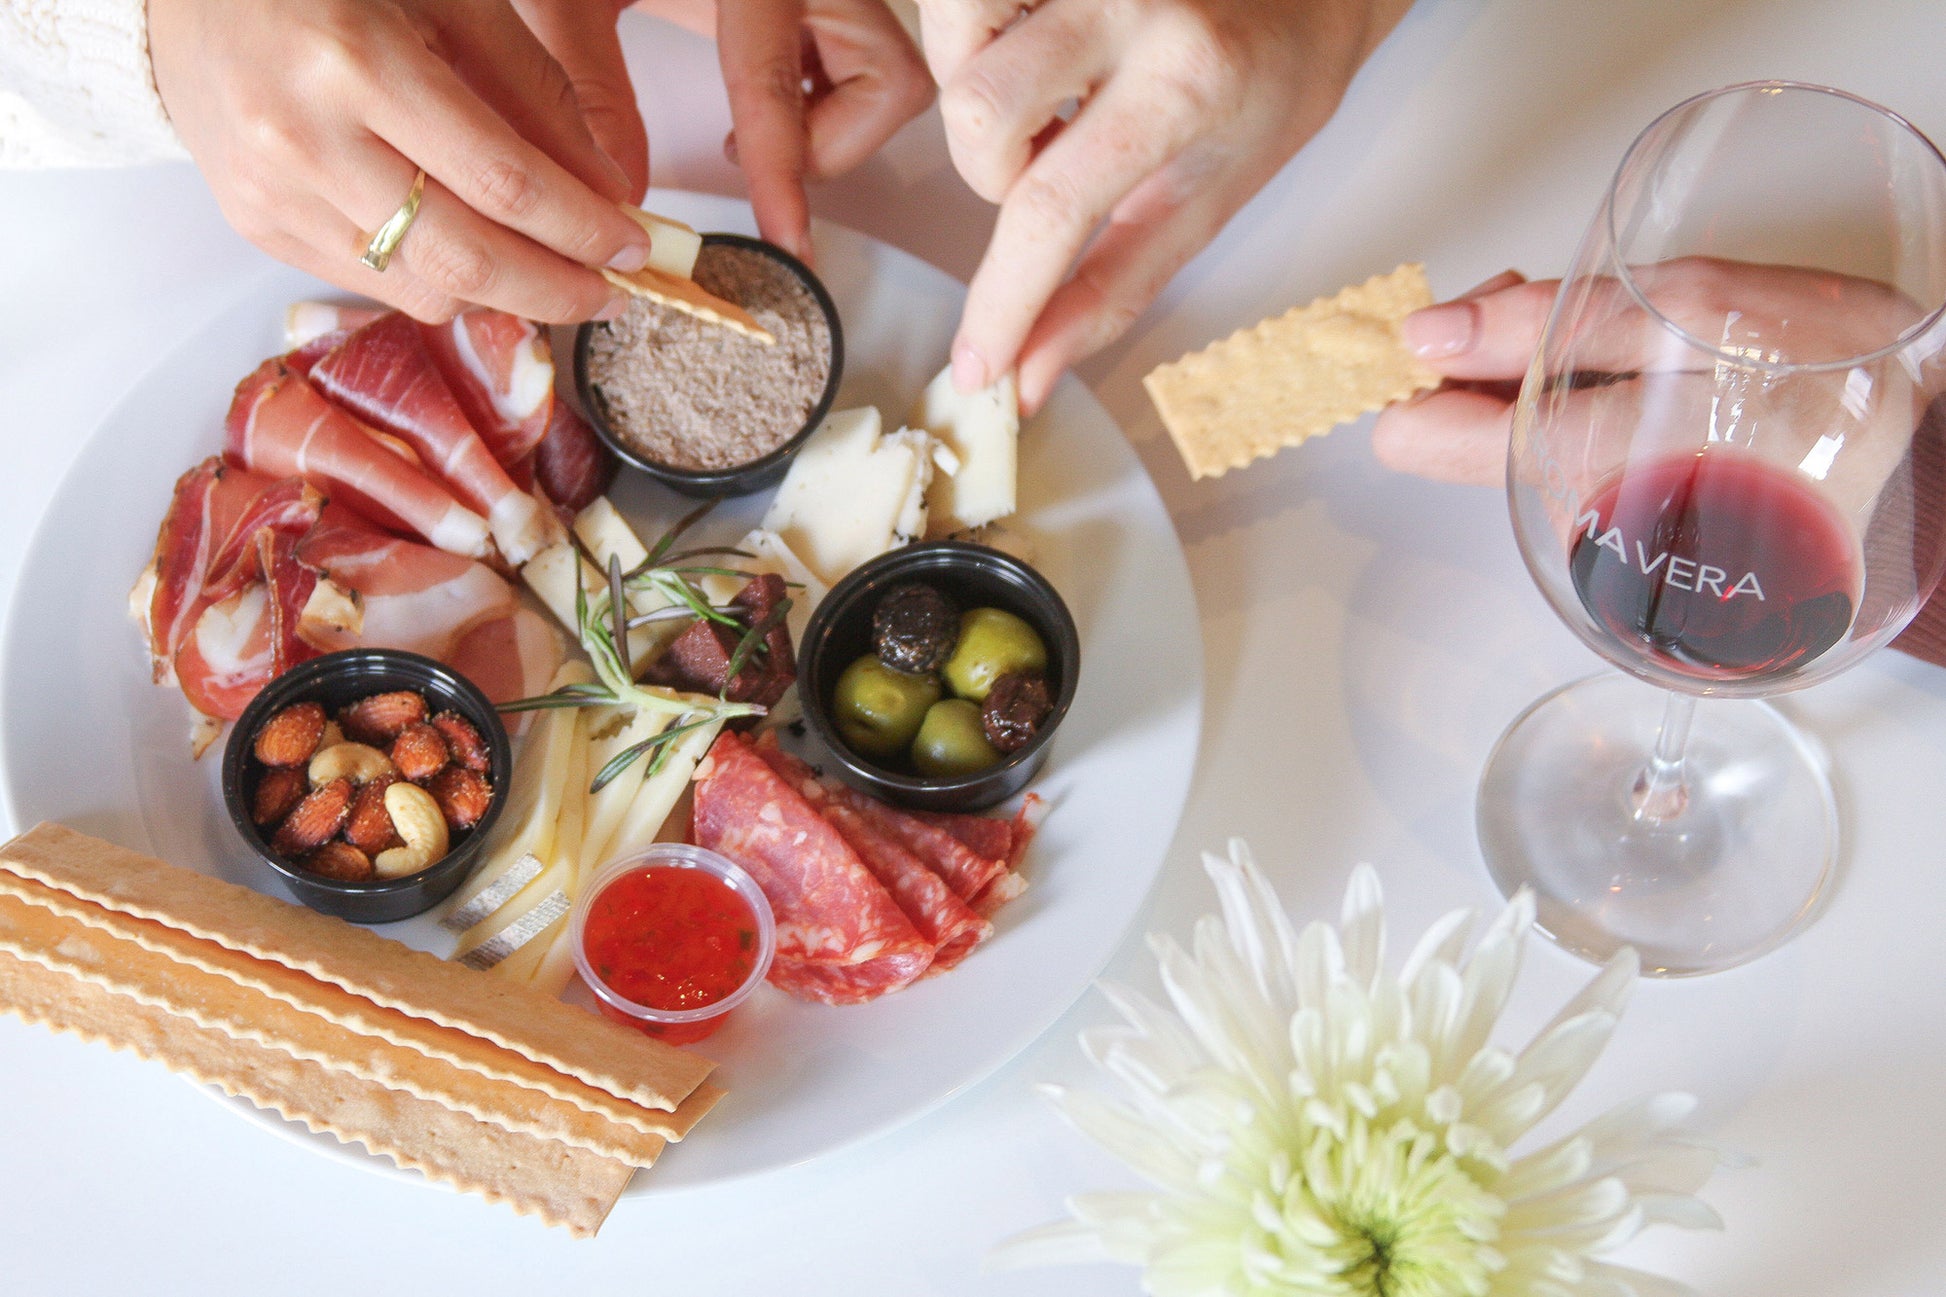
[1144,264,1440,479]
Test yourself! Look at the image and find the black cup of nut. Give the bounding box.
[221,648,512,924]
[798,541,1079,811]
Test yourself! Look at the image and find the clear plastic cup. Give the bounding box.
[570,843,775,1044]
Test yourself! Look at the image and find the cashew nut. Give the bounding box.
[320,720,345,750]
[372,782,450,879]
[308,741,394,787]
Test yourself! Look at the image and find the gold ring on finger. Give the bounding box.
[359,168,427,273]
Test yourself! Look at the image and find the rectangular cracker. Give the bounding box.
[0,950,634,1237]
[600,264,776,344]
[0,887,691,1166]
[0,870,717,1146]
[1143,263,1441,479]
[0,823,711,1113]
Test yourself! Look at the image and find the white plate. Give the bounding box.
[0,192,1202,1194]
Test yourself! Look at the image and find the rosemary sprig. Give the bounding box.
[497,530,765,791]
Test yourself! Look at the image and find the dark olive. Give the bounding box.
[831,655,942,759]
[941,607,1047,702]
[980,670,1053,753]
[872,582,960,674]
[911,698,1004,777]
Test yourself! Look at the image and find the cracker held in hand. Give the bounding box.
[601,206,776,344]
[1144,263,1440,479]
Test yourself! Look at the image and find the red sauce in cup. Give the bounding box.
[575,853,771,1044]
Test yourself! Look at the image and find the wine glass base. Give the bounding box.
[1477,673,1837,976]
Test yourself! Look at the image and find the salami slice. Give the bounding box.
[691,733,931,1003]
[913,795,1042,913]
[753,739,992,975]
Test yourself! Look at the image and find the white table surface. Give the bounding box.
[5,2,1946,1292]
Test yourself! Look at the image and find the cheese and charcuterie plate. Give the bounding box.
[0,193,1203,1194]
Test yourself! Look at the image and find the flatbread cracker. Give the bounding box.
[0,887,703,1165]
[601,264,776,345]
[0,950,634,1237]
[0,823,711,1114]
[1144,263,1440,479]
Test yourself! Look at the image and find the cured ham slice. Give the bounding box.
[172,525,338,721]
[419,310,555,468]
[227,358,491,559]
[136,458,324,683]
[295,504,559,701]
[310,314,559,563]
[284,301,387,349]
[754,738,991,975]
[692,732,931,1004]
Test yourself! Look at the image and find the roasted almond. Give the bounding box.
[343,773,404,857]
[251,766,309,827]
[340,690,428,744]
[270,777,354,855]
[304,840,375,883]
[427,765,493,830]
[390,722,450,782]
[253,701,327,767]
[430,711,490,773]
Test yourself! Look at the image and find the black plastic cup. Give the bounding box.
[221,649,513,924]
[798,542,1080,811]
[573,233,844,498]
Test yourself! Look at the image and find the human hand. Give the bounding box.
[1371,264,1946,665]
[709,0,935,260]
[1372,263,1935,491]
[917,0,1412,412]
[149,0,655,324]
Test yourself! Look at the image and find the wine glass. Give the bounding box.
[1478,82,1946,976]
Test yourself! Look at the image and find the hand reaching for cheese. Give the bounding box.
[915,0,1415,413]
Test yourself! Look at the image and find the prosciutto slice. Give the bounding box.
[172,524,337,720]
[295,504,559,701]
[310,313,559,563]
[692,732,931,1004]
[418,310,555,468]
[136,458,323,683]
[226,358,491,559]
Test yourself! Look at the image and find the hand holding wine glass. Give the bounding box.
[1456,83,1946,975]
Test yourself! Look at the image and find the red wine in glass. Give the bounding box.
[1568,449,1860,683]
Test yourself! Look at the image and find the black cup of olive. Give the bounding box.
[798,541,1079,811]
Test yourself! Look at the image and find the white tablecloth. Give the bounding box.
[5,2,1946,1292]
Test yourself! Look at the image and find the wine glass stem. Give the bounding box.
[1630,690,1695,824]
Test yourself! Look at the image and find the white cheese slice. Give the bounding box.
[761,406,935,587]
[620,207,703,280]
[909,365,1018,537]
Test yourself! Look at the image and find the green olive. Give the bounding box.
[941,607,1048,703]
[831,655,941,759]
[911,698,1005,777]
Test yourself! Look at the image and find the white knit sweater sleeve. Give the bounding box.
[1,0,187,167]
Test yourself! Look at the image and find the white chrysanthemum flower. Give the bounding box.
[992,842,1720,1297]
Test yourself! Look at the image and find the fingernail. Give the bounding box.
[594,293,630,322]
[1403,301,1480,359]
[951,341,988,392]
[606,241,650,274]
